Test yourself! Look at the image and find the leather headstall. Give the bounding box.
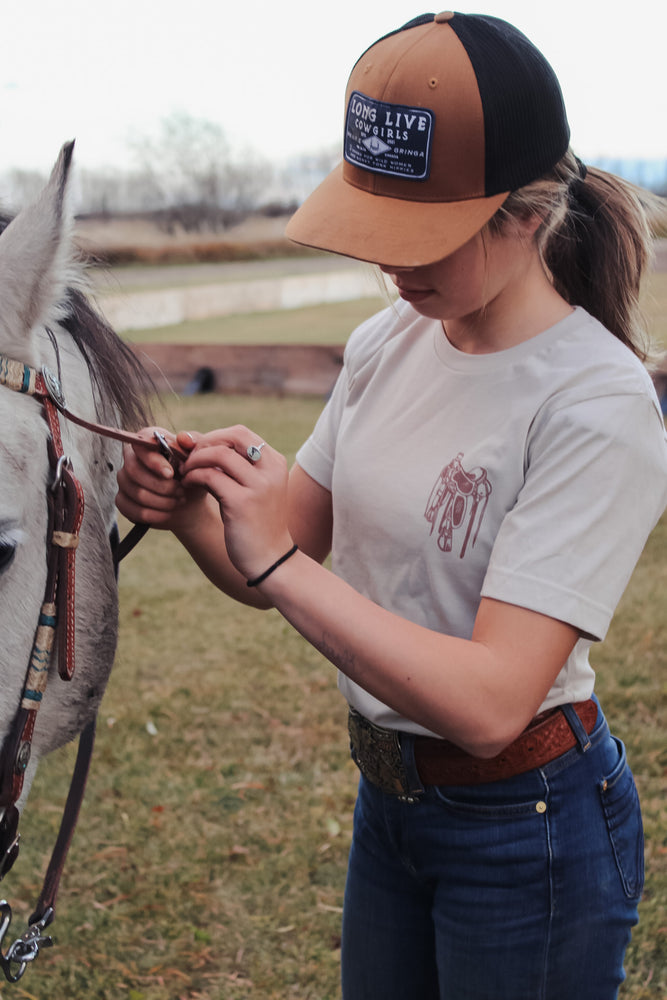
[0,356,184,981]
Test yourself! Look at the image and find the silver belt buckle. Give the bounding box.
[348,709,422,800]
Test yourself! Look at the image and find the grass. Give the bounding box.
[6,395,353,1000]
[120,297,390,347]
[3,275,665,998]
[121,269,666,353]
[4,387,665,999]
[591,509,667,998]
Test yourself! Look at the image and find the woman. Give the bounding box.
[117,12,667,999]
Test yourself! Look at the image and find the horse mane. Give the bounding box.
[59,286,155,430]
[0,212,154,431]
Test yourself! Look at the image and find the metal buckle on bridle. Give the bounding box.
[51,453,72,491]
[0,902,54,983]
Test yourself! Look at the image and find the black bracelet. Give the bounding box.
[246,544,298,587]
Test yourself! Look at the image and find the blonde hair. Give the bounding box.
[488,149,667,362]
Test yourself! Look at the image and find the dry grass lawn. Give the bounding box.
[3,259,665,999]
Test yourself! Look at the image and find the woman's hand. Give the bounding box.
[180,424,294,582]
[116,427,204,530]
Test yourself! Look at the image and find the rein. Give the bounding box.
[0,355,184,982]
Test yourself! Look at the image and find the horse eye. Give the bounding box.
[0,540,16,572]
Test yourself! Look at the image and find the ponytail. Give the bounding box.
[489,150,667,362]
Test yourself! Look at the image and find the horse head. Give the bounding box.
[0,142,153,980]
[0,143,150,809]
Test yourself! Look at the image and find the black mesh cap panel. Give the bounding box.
[449,14,570,194]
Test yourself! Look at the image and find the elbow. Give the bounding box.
[462,736,514,760]
[453,715,529,760]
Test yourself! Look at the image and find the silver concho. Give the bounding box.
[41,366,66,410]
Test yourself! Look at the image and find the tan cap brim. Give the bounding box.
[285,163,509,268]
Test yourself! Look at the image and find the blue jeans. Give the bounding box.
[341,703,643,999]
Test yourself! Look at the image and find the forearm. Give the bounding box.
[254,548,579,755]
[173,493,272,609]
[256,550,518,755]
[170,430,577,747]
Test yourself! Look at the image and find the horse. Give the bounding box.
[0,142,152,980]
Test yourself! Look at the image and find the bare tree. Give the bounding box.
[1,168,48,213]
[126,111,274,230]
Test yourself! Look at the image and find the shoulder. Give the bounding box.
[549,308,660,405]
[522,309,664,443]
[528,311,667,491]
[342,298,434,386]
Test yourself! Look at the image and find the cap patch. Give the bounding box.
[344,90,433,181]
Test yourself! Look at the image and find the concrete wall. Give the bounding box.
[99,268,379,332]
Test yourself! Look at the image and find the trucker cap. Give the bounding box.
[285,11,570,267]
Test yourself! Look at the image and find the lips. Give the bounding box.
[396,285,433,303]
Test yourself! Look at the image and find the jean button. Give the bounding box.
[535,801,547,813]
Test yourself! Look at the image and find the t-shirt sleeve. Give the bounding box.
[481,390,667,640]
[295,366,349,489]
[295,303,399,488]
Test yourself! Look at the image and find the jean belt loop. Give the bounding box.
[561,703,592,753]
[399,731,425,800]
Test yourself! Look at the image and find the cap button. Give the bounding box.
[434,11,455,23]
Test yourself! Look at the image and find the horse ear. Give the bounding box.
[0,141,78,366]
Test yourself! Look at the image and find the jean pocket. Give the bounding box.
[431,785,544,820]
[599,737,644,899]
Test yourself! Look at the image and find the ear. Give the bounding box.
[522,212,544,240]
[0,141,77,367]
[501,209,544,243]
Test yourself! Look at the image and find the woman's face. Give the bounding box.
[378,221,541,327]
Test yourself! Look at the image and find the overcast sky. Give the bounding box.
[2,0,666,181]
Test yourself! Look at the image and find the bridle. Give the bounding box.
[0,352,183,982]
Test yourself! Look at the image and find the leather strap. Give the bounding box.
[35,368,189,462]
[0,354,182,980]
[0,395,84,815]
[29,718,97,927]
[42,394,85,681]
[413,699,599,786]
[349,700,600,794]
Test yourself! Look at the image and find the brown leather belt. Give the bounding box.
[348,699,598,795]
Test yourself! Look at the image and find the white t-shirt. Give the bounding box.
[296,302,667,736]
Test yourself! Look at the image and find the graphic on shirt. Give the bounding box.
[424,453,492,558]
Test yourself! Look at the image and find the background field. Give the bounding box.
[102,255,667,350]
[2,258,665,999]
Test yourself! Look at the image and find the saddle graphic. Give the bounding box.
[424,452,492,558]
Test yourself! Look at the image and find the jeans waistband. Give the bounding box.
[348,697,602,801]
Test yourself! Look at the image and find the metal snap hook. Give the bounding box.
[0,901,27,983]
[0,902,54,982]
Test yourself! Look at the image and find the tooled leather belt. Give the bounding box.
[348,699,599,796]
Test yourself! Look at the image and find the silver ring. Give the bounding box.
[246,442,266,463]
